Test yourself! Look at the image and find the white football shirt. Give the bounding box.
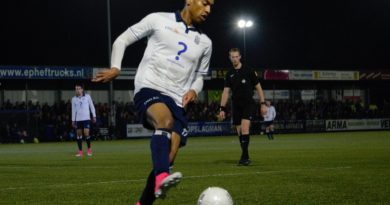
[111,11,212,107]
[264,106,276,121]
[71,94,96,122]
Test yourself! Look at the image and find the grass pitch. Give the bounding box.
[1,131,390,205]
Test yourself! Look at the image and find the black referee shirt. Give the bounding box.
[224,65,260,102]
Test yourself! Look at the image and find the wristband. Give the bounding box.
[260,102,266,105]
[219,106,226,112]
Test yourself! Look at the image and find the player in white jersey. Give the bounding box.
[93,0,214,204]
[71,83,96,156]
[263,101,276,140]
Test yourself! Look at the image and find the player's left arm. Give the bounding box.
[71,98,77,128]
[182,88,199,108]
[272,106,276,120]
[183,41,212,108]
[251,70,267,115]
[88,95,97,123]
[252,70,267,116]
[255,83,267,115]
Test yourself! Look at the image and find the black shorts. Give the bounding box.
[264,120,274,127]
[232,102,256,125]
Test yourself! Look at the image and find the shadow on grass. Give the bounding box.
[212,159,262,167]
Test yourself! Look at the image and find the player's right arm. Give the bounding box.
[219,71,232,120]
[92,13,158,83]
[92,67,120,83]
[219,87,230,120]
[71,97,76,128]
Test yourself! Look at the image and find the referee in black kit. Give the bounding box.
[219,48,268,166]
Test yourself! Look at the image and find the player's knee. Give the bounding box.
[241,128,250,135]
[156,117,174,129]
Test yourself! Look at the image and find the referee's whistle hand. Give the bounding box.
[92,67,120,83]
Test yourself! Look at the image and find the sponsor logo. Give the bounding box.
[182,128,189,137]
[0,67,86,79]
[326,120,347,130]
[381,119,390,129]
[144,96,160,105]
[194,35,200,45]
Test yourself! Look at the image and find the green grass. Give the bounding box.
[1,131,390,205]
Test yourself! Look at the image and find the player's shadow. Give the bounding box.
[213,159,236,164]
[213,159,261,167]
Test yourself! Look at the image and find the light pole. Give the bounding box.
[106,0,115,128]
[237,19,253,64]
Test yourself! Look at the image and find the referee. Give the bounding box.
[219,48,267,166]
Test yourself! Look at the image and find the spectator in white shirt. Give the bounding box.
[263,101,276,140]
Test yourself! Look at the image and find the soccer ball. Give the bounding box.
[197,187,233,205]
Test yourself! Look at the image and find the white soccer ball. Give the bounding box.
[197,187,234,205]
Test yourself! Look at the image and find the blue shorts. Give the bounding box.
[76,120,91,129]
[134,88,188,147]
[264,120,274,127]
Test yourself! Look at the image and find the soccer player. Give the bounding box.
[219,48,267,166]
[92,0,214,204]
[71,83,96,157]
[264,100,276,140]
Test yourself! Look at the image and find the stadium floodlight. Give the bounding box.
[237,19,253,28]
[236,19,254,63]
[237,20,246,28]
[246,20,253,28]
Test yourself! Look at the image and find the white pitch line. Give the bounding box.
[1,178,147,191]
[0,166,351,191]
[185,166,352,179]
[0,166,116,169]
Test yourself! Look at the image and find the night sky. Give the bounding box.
[3,0,390,70]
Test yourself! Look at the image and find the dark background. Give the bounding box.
[3,0,390,69]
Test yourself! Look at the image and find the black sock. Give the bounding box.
[241,134,250,160]
[139,170,156,205]
[238,135,244,160]
[77,136,82,151]
[86,136,91,148]
[270,131,274,139]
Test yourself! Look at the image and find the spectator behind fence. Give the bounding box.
[1,97,389,143]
